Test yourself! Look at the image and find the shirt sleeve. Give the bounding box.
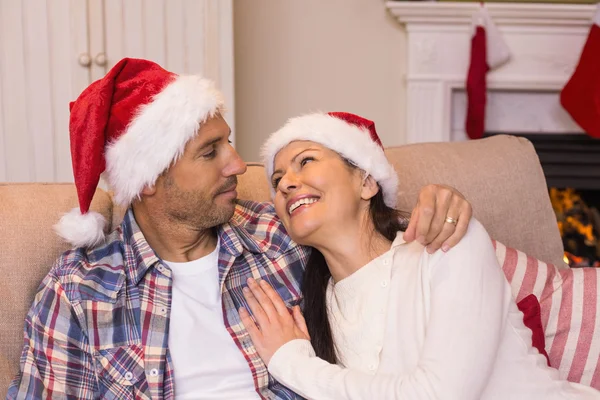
[6,271,97,400]
[268,219,510,400]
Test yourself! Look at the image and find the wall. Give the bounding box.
[233,0,407,162]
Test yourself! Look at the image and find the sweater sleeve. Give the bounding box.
[268,219,510,400]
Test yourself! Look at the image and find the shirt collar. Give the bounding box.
[221,203,296,259]
[121,208,162,286]
[391,231,407,248]
[120,203,287,285]
[217,221,244,257]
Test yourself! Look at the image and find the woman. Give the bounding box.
[239,112,599,399]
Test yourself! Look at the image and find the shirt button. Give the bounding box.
[157,265,165,273]
[150,368,159,376]
[158,307,167,316]
[381,280,388,288]
[368,364,376,371]
[124,371,134,381]
[383,259,390,265]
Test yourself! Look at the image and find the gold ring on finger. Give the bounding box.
[445,216,458,225]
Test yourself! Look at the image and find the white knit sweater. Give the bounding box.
[268,219,599,400]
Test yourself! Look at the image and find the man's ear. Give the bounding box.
[141,184,157,196]
[360,175,380,201]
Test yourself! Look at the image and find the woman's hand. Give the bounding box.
[404,184,473,254]
[239,278,310,366]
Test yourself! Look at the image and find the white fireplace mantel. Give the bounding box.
[385,2,597,143]
[387,2,595,26]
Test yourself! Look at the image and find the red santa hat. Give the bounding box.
[55,58,224,247]
[261,112,399,207]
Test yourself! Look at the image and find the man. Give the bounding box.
[7,59,472,399]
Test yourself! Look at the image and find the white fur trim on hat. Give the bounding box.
[261,113,399,208]
[54,208,107,248]
[105,75,224,206]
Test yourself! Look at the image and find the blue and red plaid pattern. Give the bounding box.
[7,201,310,399]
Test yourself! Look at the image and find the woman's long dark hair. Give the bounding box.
[302,180,409,363]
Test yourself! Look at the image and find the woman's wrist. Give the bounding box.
[267,339,315,371]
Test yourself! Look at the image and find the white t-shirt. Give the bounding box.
[267,219,600,399]
[166,242,260,400]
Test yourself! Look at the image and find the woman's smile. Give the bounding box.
[287,195,321,216]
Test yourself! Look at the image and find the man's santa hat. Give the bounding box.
[55,58,224,248]
[261,112,399,207]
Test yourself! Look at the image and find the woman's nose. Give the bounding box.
[279,172,300,194]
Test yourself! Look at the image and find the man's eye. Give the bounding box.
[300,156,315,167]
[202,149,217,159]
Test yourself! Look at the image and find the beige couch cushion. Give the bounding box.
[238,163,272,203]
[384,135,564,267]
[0,184,113,396]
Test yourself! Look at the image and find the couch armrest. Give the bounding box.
[0,183,112,396]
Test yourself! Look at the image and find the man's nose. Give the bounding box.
[224,146,247,176]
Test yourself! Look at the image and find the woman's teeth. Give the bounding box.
[289,197,318,214]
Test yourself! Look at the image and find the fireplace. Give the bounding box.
[386,2,600,266]
[485,133,600,267]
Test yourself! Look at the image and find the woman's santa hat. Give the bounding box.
[261,112,399,208]
[55,58,224,248]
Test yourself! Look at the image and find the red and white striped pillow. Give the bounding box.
[493,240,600,389]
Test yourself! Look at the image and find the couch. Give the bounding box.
[0,135,568,396]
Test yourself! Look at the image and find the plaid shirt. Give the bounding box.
[7,201,310,400]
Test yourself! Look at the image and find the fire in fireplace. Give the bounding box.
[550,188,600,268]
[485,133,600,268]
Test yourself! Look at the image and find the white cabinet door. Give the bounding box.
[0,0,89,182]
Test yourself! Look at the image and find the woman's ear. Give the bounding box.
[360,175,380,201]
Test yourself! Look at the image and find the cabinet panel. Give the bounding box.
[48,0,90,182]
[103,0,124,68]
[0,1,33,182]
[88,0,106,81]
[0,0,88,183]
[183,0,206,75]
[165,0,185,73]
[23,0,55,181]
[122,0,145,59]
[143,0,166,67]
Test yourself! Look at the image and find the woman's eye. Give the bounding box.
[300,156,314,167]
[272,177,281,189]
